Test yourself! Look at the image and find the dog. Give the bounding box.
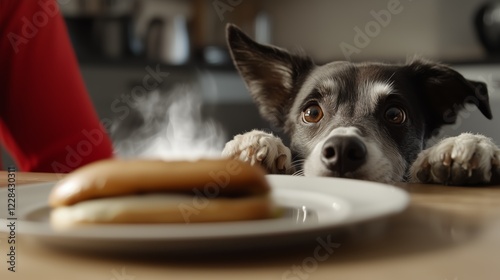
[222,24,500,185]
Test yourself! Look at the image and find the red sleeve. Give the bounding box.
[0,0,114,172]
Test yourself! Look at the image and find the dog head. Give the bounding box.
[226,24,492,182]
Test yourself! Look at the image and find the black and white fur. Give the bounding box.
[222,24,500,185]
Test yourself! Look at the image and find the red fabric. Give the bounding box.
[0,0,113,172]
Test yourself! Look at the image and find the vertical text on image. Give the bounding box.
[6,166,17,272]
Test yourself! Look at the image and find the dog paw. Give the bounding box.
[410,133,500,185]
[221,130,293,174]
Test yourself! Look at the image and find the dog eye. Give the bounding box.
[302,105,324,123]
[385,107,406,124]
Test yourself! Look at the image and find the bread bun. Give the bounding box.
[49,159,274,227]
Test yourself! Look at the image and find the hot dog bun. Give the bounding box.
[50,194,273,228]
[49,159,274,227]
[49,158,270,207]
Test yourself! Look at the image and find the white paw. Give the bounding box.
[410,133,500,185]
[221,130,293,174]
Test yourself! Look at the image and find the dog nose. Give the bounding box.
[321,136,367,175]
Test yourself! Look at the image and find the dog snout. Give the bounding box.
[321,136,367,175]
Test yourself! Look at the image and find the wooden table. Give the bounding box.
[1,171,500,280]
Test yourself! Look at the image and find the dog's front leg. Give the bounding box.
[410,133,500,185]
[222,130,294,174]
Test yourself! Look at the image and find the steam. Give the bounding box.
[112,84,227,160]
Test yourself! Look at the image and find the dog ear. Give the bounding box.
[226,24,314,128]
[407,59,492,137]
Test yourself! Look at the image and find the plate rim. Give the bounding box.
[0,175,409,241]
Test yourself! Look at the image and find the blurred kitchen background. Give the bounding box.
[4,0,500,168]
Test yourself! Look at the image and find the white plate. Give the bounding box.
[0,175,409,253]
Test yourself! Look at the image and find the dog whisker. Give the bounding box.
[292,168,305,176]
[287,158,303,175]
[291,159,305,169]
